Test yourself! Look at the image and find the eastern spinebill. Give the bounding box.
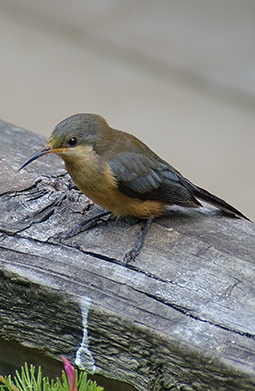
[19,113,251,261]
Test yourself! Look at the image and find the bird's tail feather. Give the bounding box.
[180,177,251,221]
[192,185,251,221]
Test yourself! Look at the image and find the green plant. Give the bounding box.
[0,362,103,391]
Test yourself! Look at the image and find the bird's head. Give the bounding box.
[19,113,108,170]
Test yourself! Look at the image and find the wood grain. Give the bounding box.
[0,119,255,391]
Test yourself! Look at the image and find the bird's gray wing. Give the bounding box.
[109,152,200,206]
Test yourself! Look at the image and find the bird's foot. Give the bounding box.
[49,210,112,241]
[124,217,153,263]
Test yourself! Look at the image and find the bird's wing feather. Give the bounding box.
[109,152,200,206]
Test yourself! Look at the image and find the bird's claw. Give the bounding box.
[48,210,112,242]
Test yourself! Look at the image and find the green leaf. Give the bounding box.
[0,363,103,391]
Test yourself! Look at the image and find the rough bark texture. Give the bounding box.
[0,119,255,391]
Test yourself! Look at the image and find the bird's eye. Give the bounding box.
[69,137,77,147]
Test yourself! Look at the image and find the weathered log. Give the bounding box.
[0,119,255,391]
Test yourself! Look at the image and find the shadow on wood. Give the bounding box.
[0,119,255,391]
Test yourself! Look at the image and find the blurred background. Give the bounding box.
[0,0,254,220]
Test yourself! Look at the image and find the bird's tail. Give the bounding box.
[182,178,252,222]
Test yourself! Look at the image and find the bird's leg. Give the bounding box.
[124,217,154,263]
[51,210,112,240]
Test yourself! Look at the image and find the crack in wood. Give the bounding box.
[135,289,255,340]
[63,243,176,285]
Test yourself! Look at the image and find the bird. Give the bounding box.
[19,113,251,261]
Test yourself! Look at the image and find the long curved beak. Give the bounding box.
[18,146,69,171]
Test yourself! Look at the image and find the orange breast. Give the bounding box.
[63,151,166,219]
[87,186,166,218]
